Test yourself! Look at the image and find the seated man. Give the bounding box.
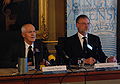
[56,15,117,66]
[5,24,49,70]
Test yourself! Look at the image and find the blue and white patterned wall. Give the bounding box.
[67,0,117,57]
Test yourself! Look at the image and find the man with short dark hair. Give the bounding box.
[59,15,117,65]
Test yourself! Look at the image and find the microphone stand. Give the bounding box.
[63,51,73,72]
[67,58,73,72]
[77,58,85,70]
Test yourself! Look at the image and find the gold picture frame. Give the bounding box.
[36,0,48,40]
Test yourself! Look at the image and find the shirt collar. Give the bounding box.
[78,32,88,39]
[24,41,34,49]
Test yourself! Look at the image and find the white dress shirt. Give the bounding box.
[77,32,88,48]
[24,41,34,58]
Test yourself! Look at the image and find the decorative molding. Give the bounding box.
[36,0,48,40]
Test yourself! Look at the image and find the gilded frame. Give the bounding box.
[36,0,48,40]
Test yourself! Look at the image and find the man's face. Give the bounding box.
[22,24,36,44]
[76,18,90,35]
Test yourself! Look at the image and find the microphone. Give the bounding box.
[62,50,73,70]
[63,50,69,59]
[56,45,72,65]
[48,55,56,66]
[55,44,72,71]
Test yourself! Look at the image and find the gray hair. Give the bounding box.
[21,26,26,33]
[21,24,29,33]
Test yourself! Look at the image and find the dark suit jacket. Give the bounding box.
[56,33,107,65]
[3,39,49,69]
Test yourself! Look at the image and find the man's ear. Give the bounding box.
[21,33,25,38]
[76,23,79,28]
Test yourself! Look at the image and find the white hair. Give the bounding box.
[21,26,26,33]
[21,24,35,33]
[21,24,30,33]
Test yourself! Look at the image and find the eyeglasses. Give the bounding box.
[77,22,91,25]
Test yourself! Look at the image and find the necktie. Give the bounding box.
[82,37,87,53]
[27,46,34,63]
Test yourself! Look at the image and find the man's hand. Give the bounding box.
[28,62,32,66]
[84,57,96,65]
[107,56,117,63]
[40,59,50,65]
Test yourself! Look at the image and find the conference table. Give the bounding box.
[0,67,120,84]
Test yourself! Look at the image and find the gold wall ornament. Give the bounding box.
[36,16,48,40]
[36,0,48,40]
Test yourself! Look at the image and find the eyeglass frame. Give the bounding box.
[77,22,91,25]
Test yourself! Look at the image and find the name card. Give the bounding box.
[42,65,67,73]
[94,63,118,68]
[94,63,120,71]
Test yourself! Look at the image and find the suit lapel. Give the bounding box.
[74,33,82,51]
